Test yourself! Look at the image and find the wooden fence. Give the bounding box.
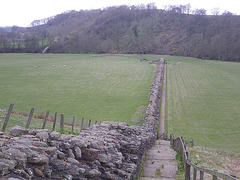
[170,134,237,180]
[0,104,97,134]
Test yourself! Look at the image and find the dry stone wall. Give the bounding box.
[0,59,164,180]
[143,59,164,138]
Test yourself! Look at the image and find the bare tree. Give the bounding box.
[193,8,207,15]
[211,7,220,16]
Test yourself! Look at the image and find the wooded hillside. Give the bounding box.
[1,4,240,61]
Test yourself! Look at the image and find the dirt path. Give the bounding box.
[139,140,177,180]
[159,63,167,139]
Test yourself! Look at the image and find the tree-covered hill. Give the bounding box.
[1,4,240,61]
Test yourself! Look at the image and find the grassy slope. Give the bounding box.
[188,146,240,179]
[0,53,158,126]
[165,56,240,154]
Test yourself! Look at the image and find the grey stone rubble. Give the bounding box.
[0,59,164,180]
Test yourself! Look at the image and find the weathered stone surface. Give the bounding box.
[48,140,61,147]
[68,149,75,158]
[34,167,45,178]
[85,169,101,178]
[49,131,61,140]
[67,157,79,165]
[2,148,27,168]
[104,171,118,179]
[117,169,132,179]
[67,164,80,175]
[13,169,31,179]
[0,139,6,146]
[36,131,49,142]
[70,136,87,148]
[112,152,123,168]
[12,138,32,146]
[74,146,82,160]
[82,148,100,161]
[28,146,45,153]
[25,168,34,178]
[64,142,71,149]
[0,159,16,175]
[60,134,75,141]
[79,168,85,174]
[8,143,33,158]
[22,134,39,141]
[52,159,67,171]
[27,153,49,165]
[31,141,48,147]
[57,150,65,159]
[90,140,104,149]
[122,163,137,174]
[10,125,29,137]
[97,154,111,164]
[45,146,57,155]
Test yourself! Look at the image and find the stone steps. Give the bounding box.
[139,140,178,180]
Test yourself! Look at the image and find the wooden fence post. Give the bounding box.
[193,168,197,180]
[72,116,75,132]
[42,111,50,129]
[1,104,14,132]
[52,112,57,131]
[172,138,175,149]
[184,142,187,150]
[200,171,204,180]
[80,118,84,132]
[88,119,91,127]
[213,170,218,180]
[191,139,194,147]
[185,163,191,180]
[186,151,189,159]
[26,108,34,129]
[60,114,64,133]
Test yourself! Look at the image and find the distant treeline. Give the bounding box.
[1,4,240,61]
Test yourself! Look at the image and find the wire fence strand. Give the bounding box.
[0,103,96,134]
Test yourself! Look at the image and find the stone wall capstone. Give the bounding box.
[0,59,164,180]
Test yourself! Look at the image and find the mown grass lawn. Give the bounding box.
[0,53,159,126]
[165,56,240,154]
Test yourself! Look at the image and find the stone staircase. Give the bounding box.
[139,140,178,180]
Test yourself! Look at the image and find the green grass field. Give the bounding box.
[0,53,159,126]
[1,53,239,155]
[165,56,240,154]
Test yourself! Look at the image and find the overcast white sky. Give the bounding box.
[0,0,239,27]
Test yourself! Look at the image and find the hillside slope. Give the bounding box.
[1,5,240,61]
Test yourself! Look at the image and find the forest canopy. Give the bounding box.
[0,4,240,61]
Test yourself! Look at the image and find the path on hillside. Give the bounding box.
[159,63,167,139]
[139,140,177,180]
[139,62,177,180]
